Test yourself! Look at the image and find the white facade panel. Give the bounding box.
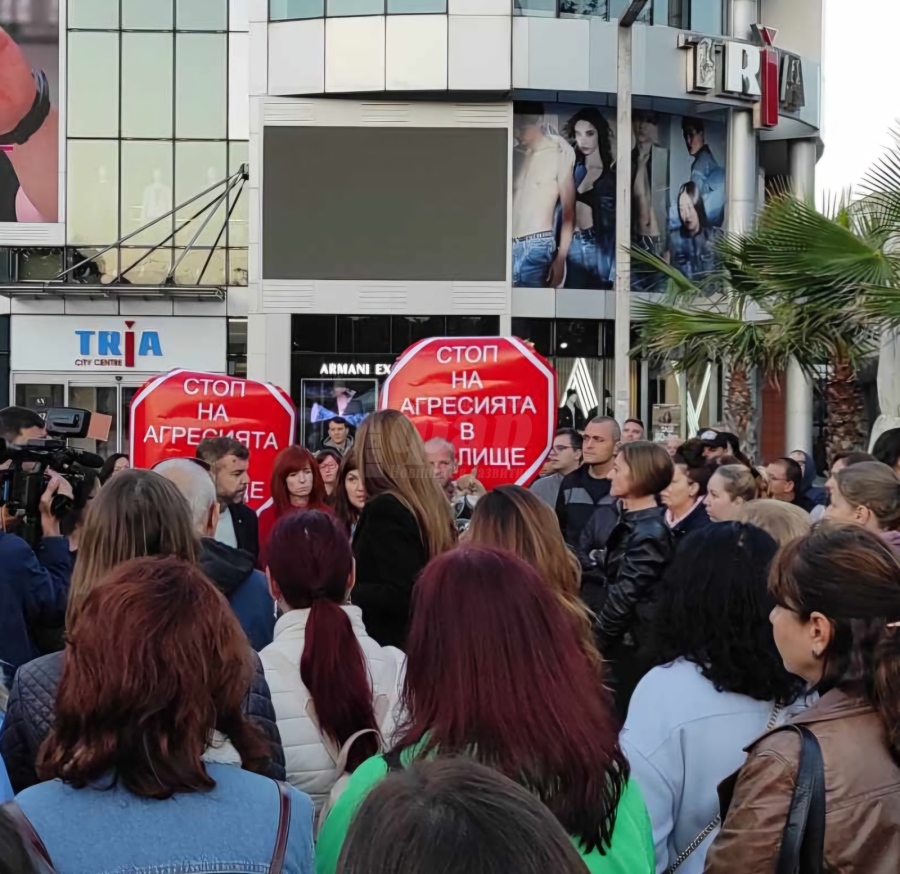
[386,15,448,92]
[249,21,269,95]
[268,19,325,95]
[229,32,251,139]
[449,0,510,14]
[511,17,529,89]
[519,17,590,92]
[230,0,250,31]
[448,16,511,91]
[325,17,386,93]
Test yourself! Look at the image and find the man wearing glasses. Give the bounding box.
[530,428,583,507]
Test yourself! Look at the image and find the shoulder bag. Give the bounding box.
[663,703,783,874]
[4,783,294,874]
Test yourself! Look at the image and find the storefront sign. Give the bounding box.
[679,27,805,129]
[129,369,296,512]
[10,316,227,373]
[381,337,556,489]
[318,362,392,376]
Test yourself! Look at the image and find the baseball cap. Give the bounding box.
[698,430,740,453]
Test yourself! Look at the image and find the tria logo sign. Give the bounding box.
[74,321,163,368]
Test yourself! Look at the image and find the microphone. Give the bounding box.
[70,448,105,469]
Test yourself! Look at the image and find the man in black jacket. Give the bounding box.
[196,437,258,562]
[157,458,275,651]
[556,416,620,547]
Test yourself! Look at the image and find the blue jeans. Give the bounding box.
[566,229,604,289]
[513,233,555,288]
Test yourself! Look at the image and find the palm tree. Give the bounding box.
[634,184,900,460]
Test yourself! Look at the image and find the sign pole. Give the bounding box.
[614,6,644,425]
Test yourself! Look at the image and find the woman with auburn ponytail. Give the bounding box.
[260,511,405,814]
[706,523,900,874]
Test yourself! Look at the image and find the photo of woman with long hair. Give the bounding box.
[669,181,717,280]
[562,107,616,289]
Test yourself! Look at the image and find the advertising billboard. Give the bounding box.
[0,0,60,226]
[512,102,726,291]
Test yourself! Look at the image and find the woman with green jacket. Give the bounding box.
[316,547,655,874]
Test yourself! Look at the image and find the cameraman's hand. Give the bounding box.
[39,473,72,538]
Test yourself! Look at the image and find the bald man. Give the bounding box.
[156,458,274,650]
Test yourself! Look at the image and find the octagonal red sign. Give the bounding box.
[129,369,296,512]
[380,337,557,488]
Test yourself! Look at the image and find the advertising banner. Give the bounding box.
[652,404,683,442]
[0,2,60,225]
[381,337,556,489]
[512,102,726,291]
[130,370,296,512]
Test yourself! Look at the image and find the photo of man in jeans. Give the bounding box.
[512,104,576,289]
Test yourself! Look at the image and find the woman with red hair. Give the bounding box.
[316,547,655,874]
[258,445,329,568]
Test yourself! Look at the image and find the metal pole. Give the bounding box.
[614,21,634,425]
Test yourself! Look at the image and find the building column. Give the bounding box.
[784,138,818,455]
[247,312,291,390]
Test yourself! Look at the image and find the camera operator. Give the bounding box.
[0,407,73,685]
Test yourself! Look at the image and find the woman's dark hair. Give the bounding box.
[678,181,708,233]
[333,450,362,536]
[873,428,900,470]
[0,808,38,874]
[563,107,614,172]
[770,523,900,763]
[831,450,876,470]
[649,523,804,703]
[38,556,271,797]
[683,462,713,497]
[59,467,100,538]
[336,758,589,874]
[267,511,380,770]
[675,438,706,468]
[98,453,129,485]
[396,546,627,854]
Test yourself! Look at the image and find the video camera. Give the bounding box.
[0,408,104,547]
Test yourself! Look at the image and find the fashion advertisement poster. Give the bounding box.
[300,378,378,453]
[512,102,726,291]
[0,8,59,224]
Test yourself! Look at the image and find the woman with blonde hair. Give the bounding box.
[705,464,758,522]
[735,500,811,547]
[467,486,601,671]
[0,470,285,794]
[352,410,456,648]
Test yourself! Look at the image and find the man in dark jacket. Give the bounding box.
[196,437,259,562]
[0,406,73,685]
[556,416,620,547]
[157,459,275,651]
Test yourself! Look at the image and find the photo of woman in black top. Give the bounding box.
[562,108,616,290]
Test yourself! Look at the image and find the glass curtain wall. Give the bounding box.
[270,0,447,20]
[66,0,249,286]
[515,0,723,31]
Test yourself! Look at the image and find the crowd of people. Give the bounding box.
[2,401,900,873]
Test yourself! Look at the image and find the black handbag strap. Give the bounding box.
[383,748,404,772]
[269,780,293,874]
[775,725,826,874]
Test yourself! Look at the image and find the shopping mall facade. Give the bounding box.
[1,0,825,462]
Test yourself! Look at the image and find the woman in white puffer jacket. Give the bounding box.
[259,510,405,812]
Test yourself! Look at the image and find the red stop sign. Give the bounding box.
[380,337,556,488]
[129,369,296,512]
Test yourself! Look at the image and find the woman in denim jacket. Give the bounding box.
[15,556,314,874]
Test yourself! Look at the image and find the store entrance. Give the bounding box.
[13,374,147,459]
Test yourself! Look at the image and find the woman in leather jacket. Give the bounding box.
[597,441,675,719]
[706,523,900,874]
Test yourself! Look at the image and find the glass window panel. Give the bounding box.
[327,0,383,16]
[177,0,228,30]
[446,316,500,336]
[120,248,174,284]
[690,0,722,34]
[514,0,557,16]
[228,248,248,286]
[121,34,174,138]
[68,0,119,28]
[337,316,392,354]
[17,250,63,281]
[176,34,227,138]
[122,0,174,28]
[173,248,227,285]
[68,387,118,459]
[609,0,648,19]
[391,316,444,353]
[388,0,445,12]
[15,384,65,413]
[228,141,249,247]
[270,0,324,18]
[560,0,608,17]
[121,142,174,245]
[67,141,119,246]
[69,248,119,284]
[67,33,119,138]
[175,142,228,246]
[292,315,337,353]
